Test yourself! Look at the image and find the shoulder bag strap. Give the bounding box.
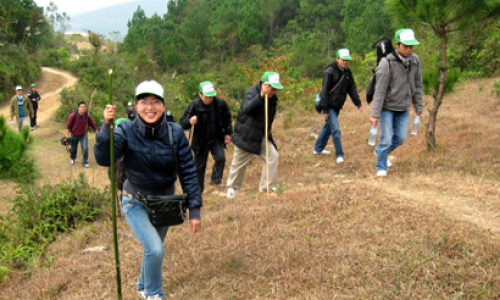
[167,122,185,193]
[329,73,345,94]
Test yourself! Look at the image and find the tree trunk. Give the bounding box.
[427,32,447,151]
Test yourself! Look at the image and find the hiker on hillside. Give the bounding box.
[226,72,283,198]
[370,28,423,176]
[313,48,363,163]
[10,85,34,133]
[27,83,42,129]
[65,101,97,167]
[180,81,233,192]
[126,101,136,120]
[94,80,201,300]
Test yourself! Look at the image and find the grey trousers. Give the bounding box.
[16,117,30,133]
[226,137,279,191]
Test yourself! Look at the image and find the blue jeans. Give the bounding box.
[314,108,343,158]
[122,194,169,298]
[375,109,409,171]
[70,134,88,165]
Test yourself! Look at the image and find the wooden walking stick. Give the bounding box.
[265,94,269,197]
[189,125,194,146]
[108,69,122,300]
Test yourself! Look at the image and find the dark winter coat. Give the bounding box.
[179,97,233,152]
[320,61,362,113]
[232,82,278,155]
[27,90,41,108]
[94,114,202,210]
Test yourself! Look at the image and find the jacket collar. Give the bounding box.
[135,113,167,139]
[327,61,349,72]
[194,97,218,111]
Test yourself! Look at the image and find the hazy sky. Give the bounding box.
[34,0,136,16]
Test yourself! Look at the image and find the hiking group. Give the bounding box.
[17,27,420,300]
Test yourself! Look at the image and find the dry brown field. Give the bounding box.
[0,68,499,299]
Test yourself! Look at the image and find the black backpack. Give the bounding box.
[366,38,394,104]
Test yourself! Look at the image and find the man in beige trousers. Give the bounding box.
[226,72,283,198]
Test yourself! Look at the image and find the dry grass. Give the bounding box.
[1,75,500,299]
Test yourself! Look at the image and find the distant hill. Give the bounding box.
[69,0,168,39]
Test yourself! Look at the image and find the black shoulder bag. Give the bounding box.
[141,123,189,227]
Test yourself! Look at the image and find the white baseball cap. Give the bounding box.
[15,85,22,90]
[135,80,165,102]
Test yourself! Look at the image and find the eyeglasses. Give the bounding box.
[137,99,164,107]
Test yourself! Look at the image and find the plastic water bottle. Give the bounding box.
[10,120,13,128]
[368,126,377,146]
[411,116,420,135]
[315,93,321,105]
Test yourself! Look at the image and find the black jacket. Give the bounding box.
[27,90,41,108]
[232,82,278,155]
[179,97,233,152]
[94,114,202,210]
[320,61,361,113]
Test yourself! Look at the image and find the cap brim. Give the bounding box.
[339,55,352,60]
[402,39,419,46]
[136,92,165,102]
[269,83,283,89]
[202,91,217,97]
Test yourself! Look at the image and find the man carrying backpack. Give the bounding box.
[314,48,363,163]
[370,28,423,177]
[65,101,98,167]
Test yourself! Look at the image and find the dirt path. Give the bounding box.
[0,67,109,212]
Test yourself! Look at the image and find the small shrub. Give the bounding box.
[0,116,37,183]
[0,173,108,273]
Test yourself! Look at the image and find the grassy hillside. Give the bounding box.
[0,75,499,299]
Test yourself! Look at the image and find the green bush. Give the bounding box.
[0,173,108,276]
[40,48,71,69]
[0,116,37,183]
[0,45,41,105]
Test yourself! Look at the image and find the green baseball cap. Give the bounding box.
[135,80,165,102]
[261,72,283,89]
[31,83,36,88]
[337,48,352,60]
[395,28,419,46]
[199,81,217,97]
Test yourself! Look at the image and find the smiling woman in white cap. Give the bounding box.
[10,85,34,133]
[94,80,202,300]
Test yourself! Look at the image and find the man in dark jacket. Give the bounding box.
[65,101,98,167]
[27,83,42,129]
[180,81,233,192]
[226,72,283,198]
[314,48,363,163]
